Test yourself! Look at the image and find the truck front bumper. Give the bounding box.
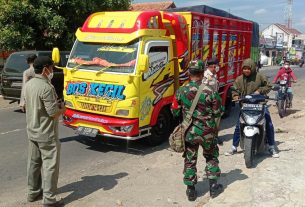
[63,108,150,140]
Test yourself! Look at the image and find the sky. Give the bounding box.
[133,0,305,33]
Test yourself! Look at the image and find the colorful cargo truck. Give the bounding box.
[53,7,259,145]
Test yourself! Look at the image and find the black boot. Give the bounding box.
[186,185,197,201]
[209,179,223,198]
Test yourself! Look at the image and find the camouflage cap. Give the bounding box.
[188,60,204,72]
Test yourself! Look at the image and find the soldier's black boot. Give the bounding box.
[186,185,197,201]
[209,179,223,198]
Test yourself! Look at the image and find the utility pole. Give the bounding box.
[285,0,293,28]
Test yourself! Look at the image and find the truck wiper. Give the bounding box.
[96,65,114,75]
[71,63,84,72]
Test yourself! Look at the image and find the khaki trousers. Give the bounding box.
[27,139,61,204]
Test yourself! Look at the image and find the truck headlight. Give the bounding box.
[116,109,129,116]
[65,100,74,108]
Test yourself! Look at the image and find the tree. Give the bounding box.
[0,0,131,51]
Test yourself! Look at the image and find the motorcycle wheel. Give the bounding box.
[277,100,286,118]
[244,136,255,168]
[240,136,244,150]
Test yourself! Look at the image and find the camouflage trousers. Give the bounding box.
[183,129,220,186]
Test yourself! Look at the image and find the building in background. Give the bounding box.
[261,23,304,65]
[130,1,176,11]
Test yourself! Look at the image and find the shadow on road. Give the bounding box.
[275,141,293,153]
[218,133,233,145]
[59,172,128,205]
[60,135,169,156]
[220,104,239,132]
[196,169,248,198]
[286,109,301,116]
[275,141,284,146]
[13,108,25,113]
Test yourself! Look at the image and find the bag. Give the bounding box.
[169,83,206,153]
[169,123,188,153]
[169,113,192,153]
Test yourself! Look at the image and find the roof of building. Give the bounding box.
[274,23,302,35]
[130,1,176,11]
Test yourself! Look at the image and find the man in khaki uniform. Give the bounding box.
[25,56,65,207]
[203,57,223,145]
[203,57,219,92]
[20,54,37,112]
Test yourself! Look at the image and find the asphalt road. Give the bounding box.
[0,64,304,206]
[0,103,155,206]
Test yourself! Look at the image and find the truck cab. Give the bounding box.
[56,11,184,145]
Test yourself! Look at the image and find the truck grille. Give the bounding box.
[78,102,111,113]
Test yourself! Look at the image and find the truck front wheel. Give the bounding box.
[148,108,172,146]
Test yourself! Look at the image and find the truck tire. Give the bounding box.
[244,136,255,168]
[148,108,173,146]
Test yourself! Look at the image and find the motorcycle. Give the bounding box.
[237,94,275,168]
[274,79,290,118]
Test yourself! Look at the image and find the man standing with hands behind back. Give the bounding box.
[25,56,66,207]
[203,57,223,145]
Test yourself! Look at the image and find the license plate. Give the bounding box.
[11,82,22,88]
[79,102,110,112]
[76,126,99,137]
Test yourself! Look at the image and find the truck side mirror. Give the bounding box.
[52,48,60,65]
[138,55,149,73]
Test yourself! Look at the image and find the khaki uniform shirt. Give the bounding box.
[25,75,59,142]
[20,66,35,107]
[203,69,219,92]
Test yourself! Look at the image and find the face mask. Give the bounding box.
[284,65,289,69]
[47,68,54,80]
[215,66,220,72]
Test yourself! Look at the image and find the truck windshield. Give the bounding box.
[67,39,139,74]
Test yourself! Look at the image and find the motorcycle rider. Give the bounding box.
[272,60,297,108]
[225,58,279,158]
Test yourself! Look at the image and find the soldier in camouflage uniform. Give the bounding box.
[172,60,224,201]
